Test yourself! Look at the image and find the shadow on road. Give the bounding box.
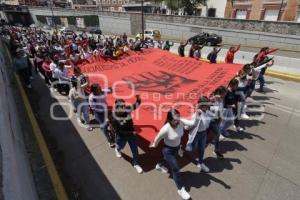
[26,74,121,200]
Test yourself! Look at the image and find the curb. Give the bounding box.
[14,74,69,200]
[266,69,300,82]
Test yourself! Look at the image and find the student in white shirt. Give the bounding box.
[54,61,70,95]
[208,86,228,159]
[69,66,91,131]
[185,96,212,173]
[246,59,274,97]
[89,83,115,147]
[150,109,201,200]
[236,66,251,120]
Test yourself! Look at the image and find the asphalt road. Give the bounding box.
[24,62,300,200]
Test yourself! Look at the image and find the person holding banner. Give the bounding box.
[185,96,212,172]
[178,40,188,57]
[89,83,115,147]
[207,47,222,63]
[208,86,228,158]
[253,47,278,92]
[163,40,174,51]
[111,95,143,174]
[150,109,201,200]
[225,45,240,63]
[219,79,242,136]
[236,65,252,120]
[246,58,274,97]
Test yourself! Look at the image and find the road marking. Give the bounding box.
[14,74,69,200]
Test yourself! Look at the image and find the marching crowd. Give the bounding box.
[1,25,278,200]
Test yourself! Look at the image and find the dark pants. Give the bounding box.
[258,73,265,91]
[246,79,256,97]
[233,107,239,127]
[94,111,114,144]
[192,130,207,164]
[162,145,183,190]
[17,68,30,86]
[44,72,51,85]
[57,83,70,95]
[209,121,220,152]
[116,135,139,165]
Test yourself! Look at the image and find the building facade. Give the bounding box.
[225,0,300,22]
[200,0,227,18]
[0,0,19,5]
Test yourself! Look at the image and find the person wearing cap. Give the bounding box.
[111,95,143,174]
[14,48,32,88]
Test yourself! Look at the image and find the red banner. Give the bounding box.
[79,49,243,142]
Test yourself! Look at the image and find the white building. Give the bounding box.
[0,0,19,5]
[200,0,227,18]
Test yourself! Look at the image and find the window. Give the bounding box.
[118,0,122,4]
[264,9,279,21]
[112,0,116,4]
[207,8,216,17]
[297,13,300,23]
[235,10,247,19]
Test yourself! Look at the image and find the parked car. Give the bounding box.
[188,32,222,46]
[14,23,24,27]
[136,30,161,40]
[89,28,102,35]
[42,25,52,31]
[59,26,67,32]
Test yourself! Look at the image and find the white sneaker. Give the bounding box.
[115,148,122,158]
[237,126,245,132]
[134,165,143,174]
[219,134,225,141]
[232,125,237,130]
[177,187,191,200]
[199,163,210,173]
[241,113,250,119]
[155,164,168,173]
[27,84,32,89]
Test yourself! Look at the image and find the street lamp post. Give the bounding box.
[141,0,144,42]
[49,0,57,32]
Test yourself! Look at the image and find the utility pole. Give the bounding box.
[141,0,144,42]
[49,0,57,32]
[277,0,284,21]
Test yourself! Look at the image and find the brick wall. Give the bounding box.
[282,0,298,21]
[249,0,263,20]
